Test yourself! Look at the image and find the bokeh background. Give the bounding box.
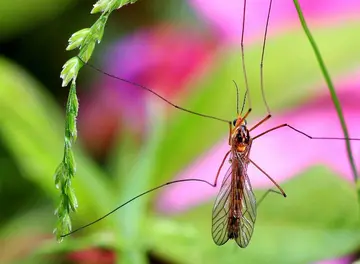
[0,0,360,263]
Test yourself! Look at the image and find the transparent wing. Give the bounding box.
[211,166,232,245]
[235,162,257,248]
[211,154,257,248]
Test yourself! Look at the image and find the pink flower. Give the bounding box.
[190,0,360,42]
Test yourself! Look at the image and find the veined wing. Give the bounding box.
[211,153,257,247]
[235,156,257,248]
[211,166,232,245]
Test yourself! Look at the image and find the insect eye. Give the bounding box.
[244,119,247,126]
[232,119,237,126]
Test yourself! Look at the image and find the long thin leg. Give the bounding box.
[213,150,231,187]
[259,0,274,115]
[253,123,360,141]
[61,178,215,237]
[76,58,231,124]
[249,114,271,132]
[249,158,286,197]
[257,189,284,208]
[240,0,251,109]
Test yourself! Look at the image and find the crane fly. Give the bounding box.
[211,98,286,247]
[60,0,360,247]
[211,110,269,247]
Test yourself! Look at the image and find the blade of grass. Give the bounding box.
[56,0,139,240]
[292,0,358,185]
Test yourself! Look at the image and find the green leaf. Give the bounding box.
[66,113,77,140]
[54,162,66,189]
[60,57,81,87]
[93,16,107,43]
[66,28,91,51]
[113,0,138,11]
[90,0,110,14]
[65,82,79,140]
[79,41,96,63]
[148,168,359,263]
[91,0,113,14]
[90,0,138,14]
[64,144,76,175]
[65,183,78,211]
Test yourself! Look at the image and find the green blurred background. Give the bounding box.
[0,0,359,263]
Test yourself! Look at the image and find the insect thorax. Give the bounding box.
[232,125,251,153]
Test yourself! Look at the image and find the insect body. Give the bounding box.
[212,114,256,247]
[210,102,288,247]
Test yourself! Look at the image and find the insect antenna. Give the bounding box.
[232,80,240,115]
[240,90,248,116]
[232,80,248,116]
[77,56,231,124]
[61,178,215,238]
